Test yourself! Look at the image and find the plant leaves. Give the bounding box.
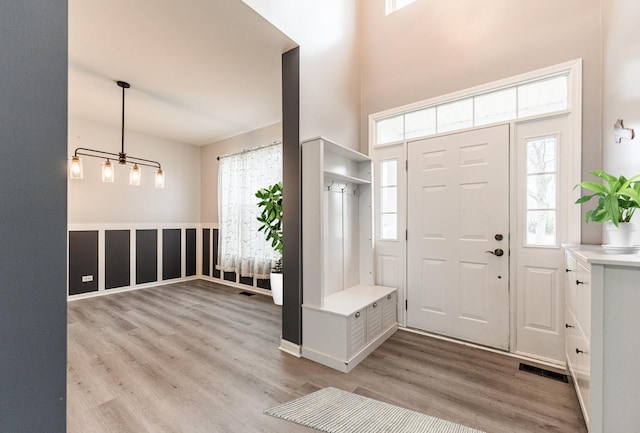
[576,181,607,194]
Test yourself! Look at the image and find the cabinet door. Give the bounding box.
[367,301,383,342]
[348,310,366,358]
[564,305,578,378]
[383,291,397,330]
[575,334,591,427]
[575,261,591,341]
[565,252,577,314]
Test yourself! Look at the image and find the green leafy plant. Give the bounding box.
[256,181,283,272]
[575,170,640,227]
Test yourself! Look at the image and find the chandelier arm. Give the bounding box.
[74,147,120,160]
[74,148,161,170]
[128,160,160,170]
[126,155,162,170]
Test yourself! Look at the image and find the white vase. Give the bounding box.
[604,221,638,247]
[270,272,283,305]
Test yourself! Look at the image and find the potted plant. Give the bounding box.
[575,170,640,249]
[256,181,283,305]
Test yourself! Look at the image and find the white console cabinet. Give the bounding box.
[564,245,640,432]
[302,137,398,372]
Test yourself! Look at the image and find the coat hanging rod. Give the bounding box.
[216,141,282,161]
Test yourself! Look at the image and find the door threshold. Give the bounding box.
[399,326,565,371]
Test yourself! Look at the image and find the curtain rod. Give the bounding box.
[216,141,282,161]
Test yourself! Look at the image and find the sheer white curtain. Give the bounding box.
[217,143,282,279]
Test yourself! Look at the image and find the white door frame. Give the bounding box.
[369,60,582,360]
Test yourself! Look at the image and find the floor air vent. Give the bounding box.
[519,363,568,383]
[239,291,256,296]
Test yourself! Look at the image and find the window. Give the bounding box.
[518,75,568,118]
[386,0,416,14]
[217,143,282,278]
[474,88,517,126]
[379,159,398,240]
[437,98,473,133]
[376,114,404,145]
[374,73,569,145]
[525,136,557,246]
[405,107,436,139]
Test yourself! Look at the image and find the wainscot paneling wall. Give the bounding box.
[68,224,273,298]
[68,224,201,298]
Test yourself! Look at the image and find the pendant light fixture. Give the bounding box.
[69,80,165,188]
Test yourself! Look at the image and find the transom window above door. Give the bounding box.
[375,74,568,145]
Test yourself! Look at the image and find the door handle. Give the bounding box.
[485,248,504,257]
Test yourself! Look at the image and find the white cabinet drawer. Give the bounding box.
[348,309,367,357]
[382,291,397,330]
[564,305,578,378]
[575,261,591,341]
[565,252,577,314]
[574,333,591,428]
[366,301,383,342]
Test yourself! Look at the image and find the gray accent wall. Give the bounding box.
[0,1,68,432]
[282,47,302,345]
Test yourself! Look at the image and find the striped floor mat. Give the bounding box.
[264,387,484,433]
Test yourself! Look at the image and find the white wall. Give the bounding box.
[602,0,640,176]
[200,122,282,224]
[242,0,361,150]
[68,116,201,224]
[360,0,603,244]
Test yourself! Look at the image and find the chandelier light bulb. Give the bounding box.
[129,164,141,186]
[69,156,83,180]
[101,159,114,183]
[155,169,165,189]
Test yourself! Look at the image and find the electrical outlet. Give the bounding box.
[81,275,93,283]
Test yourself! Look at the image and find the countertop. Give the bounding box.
[563,244,640,268]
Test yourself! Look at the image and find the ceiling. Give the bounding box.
[69,0,297,146]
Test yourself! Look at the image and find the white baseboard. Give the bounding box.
[67,275,200,301]
[400,327,565,370]
[199,275,273,298]
[279,338,302,358]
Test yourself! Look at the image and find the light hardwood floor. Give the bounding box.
[67,280,587,433]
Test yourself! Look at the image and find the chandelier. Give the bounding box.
[69,80,165,188]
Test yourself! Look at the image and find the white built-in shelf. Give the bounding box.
[304,285,396,316]
[301,136,371,162]
[301,136,397,373]
[324,170,371,185]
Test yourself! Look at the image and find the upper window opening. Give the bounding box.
[386,0,416,14]
[374,73,569,145]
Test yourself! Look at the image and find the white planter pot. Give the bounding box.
[270,272,283,305]
[604,221,638,247]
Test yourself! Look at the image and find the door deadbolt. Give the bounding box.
[485,248,504,257]
[495,234,504,241]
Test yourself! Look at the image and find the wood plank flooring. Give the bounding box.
[67,280,587,433]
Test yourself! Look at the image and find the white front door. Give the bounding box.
[407,125,510,350]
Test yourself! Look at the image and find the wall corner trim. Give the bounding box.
[279,338,302,358]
